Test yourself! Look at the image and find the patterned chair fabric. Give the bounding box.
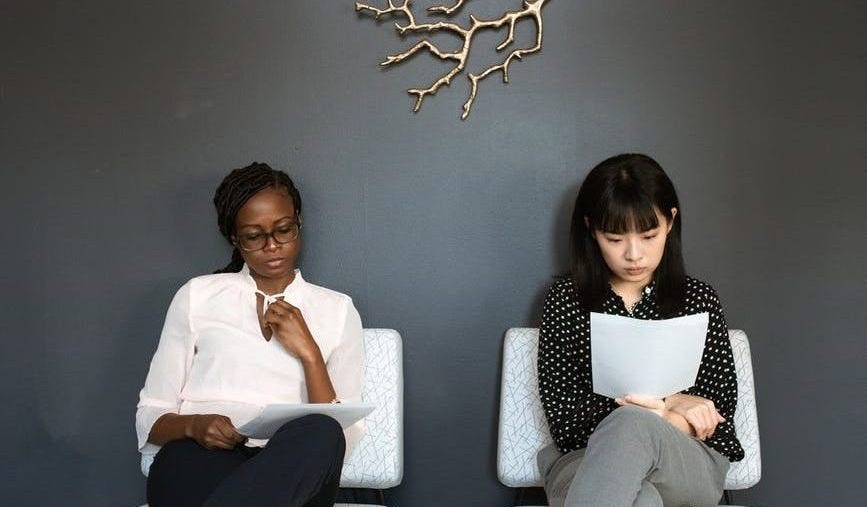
[496,328,761,492]
[139,329,404,500]
[340,328,404,489]
[722,330,761,490]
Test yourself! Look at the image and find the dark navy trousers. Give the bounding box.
[146,414,345,507]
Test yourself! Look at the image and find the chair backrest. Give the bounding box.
[496,328,760,491]
[497,328,554,487]
[140,328,404,489]
[724,330,761,490]
[340,328,404,489]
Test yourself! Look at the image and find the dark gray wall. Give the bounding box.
[2,1,865,505]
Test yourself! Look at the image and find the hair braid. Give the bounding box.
[212,162,302,273]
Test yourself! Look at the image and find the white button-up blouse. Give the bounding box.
[136,265,364,461]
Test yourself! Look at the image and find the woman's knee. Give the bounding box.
[295,414,343,438]
[589,405,670,448]
[273,414,345,454]
[601,405,661,430]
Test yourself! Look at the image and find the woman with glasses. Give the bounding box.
[136,162,363,507]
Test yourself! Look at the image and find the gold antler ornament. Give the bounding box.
[356,0,550,119]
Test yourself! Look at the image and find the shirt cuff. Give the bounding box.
[135,404,178,451]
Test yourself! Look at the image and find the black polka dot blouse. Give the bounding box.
[537,276,745,462]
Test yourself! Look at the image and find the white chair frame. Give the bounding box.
[339,328,404,506]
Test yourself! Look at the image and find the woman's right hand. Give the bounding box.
[663,394,725,440]
[185,414,247,450]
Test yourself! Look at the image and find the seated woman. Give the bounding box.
[136,162,364,507]
[537,154,744,507]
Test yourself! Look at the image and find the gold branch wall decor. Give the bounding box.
[355,0,551,119]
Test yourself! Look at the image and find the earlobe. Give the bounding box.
[668,208,678,233]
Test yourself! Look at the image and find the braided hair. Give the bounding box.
[213,162,302,273]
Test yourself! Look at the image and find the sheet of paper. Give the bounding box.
[237,403,375,439]
[590,312,709,399]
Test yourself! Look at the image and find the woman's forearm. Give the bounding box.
[299,345,337,403]
[663,410,695,437]
[148,413,193,445]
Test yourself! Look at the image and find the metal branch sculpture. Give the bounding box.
[356,0,550,119]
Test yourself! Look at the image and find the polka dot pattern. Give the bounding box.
[537,276,745,461]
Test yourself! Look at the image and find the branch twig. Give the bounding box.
[356,0,550,119]
[427,0,467,16]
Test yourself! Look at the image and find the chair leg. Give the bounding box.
[339,487,387,505]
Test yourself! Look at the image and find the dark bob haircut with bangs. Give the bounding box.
[570,153,686,317]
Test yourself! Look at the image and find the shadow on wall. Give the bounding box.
[166,170,236,274]
[524,181,579,327]
[496,182,579,506]
[10,426,89,502]
[107,279,186,505]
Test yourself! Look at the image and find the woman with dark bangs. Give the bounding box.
[537,154,744,507]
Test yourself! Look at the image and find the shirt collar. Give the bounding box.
[606,279,656,298]
[643,279,656,294]
[605,279,657,315]
[240,264,305,315]
[238,264,305,295]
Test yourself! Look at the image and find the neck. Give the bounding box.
[251,269,296,295]
[609,278,647,302]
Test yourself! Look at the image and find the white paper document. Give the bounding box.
[237,403,375,439]
[590,312,709,399]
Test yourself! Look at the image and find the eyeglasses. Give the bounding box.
[233,220,301,252]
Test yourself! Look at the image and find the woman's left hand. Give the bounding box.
[263,299,321,363]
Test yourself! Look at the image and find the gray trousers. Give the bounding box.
[539,406,729,507]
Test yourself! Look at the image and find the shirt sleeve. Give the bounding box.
[135,281,196,451]
[538,280,617,453]
[686,285,745,461]
[326,298,365,458]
